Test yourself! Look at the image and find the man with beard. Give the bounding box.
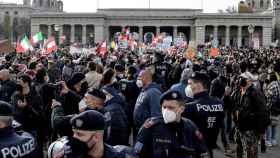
[48,110,136,158]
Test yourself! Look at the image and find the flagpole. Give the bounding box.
[148,0,151,9]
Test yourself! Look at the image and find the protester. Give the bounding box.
[0,69,17,102]
[85,61,102,89]
[1,31,280,158]
[133,68,162,136]
[231,71,270,158]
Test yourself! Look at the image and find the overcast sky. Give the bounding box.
[1,0,241,13]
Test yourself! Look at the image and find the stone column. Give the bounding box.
[95,25,104,42]
[225,26,230,46]
[139,26,143,42]
[173,26,178,38]
[156,26,160,36]
[104,25,109,42]
[31,25,40,37]
[195,26,205,44]
[213,25,218,39]
[58,25,63,45]
[70,24,75,43]
[82,25,87,45]
[190,26,196,41]
[238,26,242,48]
[263,26,272,48]
[48,25,52,38]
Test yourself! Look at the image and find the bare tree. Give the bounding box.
[3,14,11,40]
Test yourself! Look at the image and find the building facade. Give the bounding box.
[30,8,273,48]
[0,0,63,40]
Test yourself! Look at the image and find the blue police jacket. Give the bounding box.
[0,127,38,158]
[134,117,208,158]
[183,91,225,149]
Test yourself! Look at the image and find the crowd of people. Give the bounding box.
[0,43,280,158]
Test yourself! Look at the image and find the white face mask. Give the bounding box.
[162,108,177,124]
[185,85,193,98]
[136,79,143,88]
[79,99,88,111]
[118,74,124,79]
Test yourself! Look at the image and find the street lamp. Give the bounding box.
[248,24,255,48]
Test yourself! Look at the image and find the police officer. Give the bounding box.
[0,101,39,158]
[48,110,136,158]
[134,90,209,158]
[183,72,227,158]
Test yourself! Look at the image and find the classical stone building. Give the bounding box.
[24,0,280,47]
[0,0,63,40]
[30,8,273,48]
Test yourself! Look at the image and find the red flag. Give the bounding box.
[16,36,33,53]
[98,41,107,58]
[43,37,57,55]
[209,48,220,57]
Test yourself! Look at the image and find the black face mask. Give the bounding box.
[68,137,90,154]
[239,77,247,87]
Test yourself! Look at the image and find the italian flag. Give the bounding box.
[16,36,33,53]
[43,37,57,54]
[31,32,44,44]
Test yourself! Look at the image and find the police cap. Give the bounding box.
[70,110,105,132]
[87,89,106,101]
[160,90,184,105]
[189,72,210,85]
[0,101,13,119]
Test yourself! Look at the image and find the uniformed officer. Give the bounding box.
[48,110,137,158]
[0,101,39,158]
[134,90,209,158]
[183,72,227,158]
